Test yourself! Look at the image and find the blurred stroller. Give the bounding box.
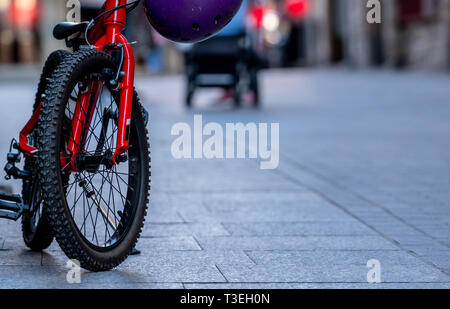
[184,0,261,108]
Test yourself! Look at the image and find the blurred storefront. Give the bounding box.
[300,0,450,70]
[0,0,66,64]
[228,0,449,71]
[0,0,40,63]
[0,0,448,71]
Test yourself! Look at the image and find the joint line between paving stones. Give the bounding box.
[243,250,258,265]
[214,265,229,283]
[281,154,450,250]
[192,236,204,250]
[269,165,450,277]
[176,210,188,223]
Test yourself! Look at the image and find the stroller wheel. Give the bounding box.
[250,68,260,108]
[234,76,243,108]
[186,90,194,108]
[234,88,242,108]
[186,80,195,108]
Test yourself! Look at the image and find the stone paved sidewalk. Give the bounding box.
[0,69,449,288]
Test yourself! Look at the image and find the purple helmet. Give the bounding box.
[143,0,243,43]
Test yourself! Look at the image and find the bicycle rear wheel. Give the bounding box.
[22,49,70,251]
[38,50,150,271]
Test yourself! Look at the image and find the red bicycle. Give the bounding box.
[0,0,243,271]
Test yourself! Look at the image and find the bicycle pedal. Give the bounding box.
[0,192,27,221]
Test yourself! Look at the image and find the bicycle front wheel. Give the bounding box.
[38,50,150,271]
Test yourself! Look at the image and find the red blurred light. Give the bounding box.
[286,0,309,20]
[10,0,39,28]
[248,5,266,29]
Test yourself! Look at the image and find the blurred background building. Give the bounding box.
[0,0,448,71]
[303,0,450,70]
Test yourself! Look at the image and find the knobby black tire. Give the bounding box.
[22,49,70,251]
[37,49,150,271]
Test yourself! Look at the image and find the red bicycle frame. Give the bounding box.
[20,0,134,168]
